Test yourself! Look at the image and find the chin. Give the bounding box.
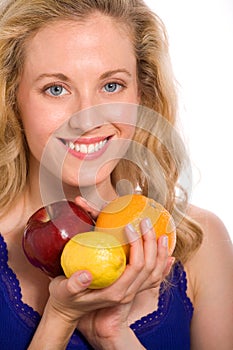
[62,160,116,187]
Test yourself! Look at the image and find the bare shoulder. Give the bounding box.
[185,205,233,349]
[188,203,229,229]
[187,204,232,250]
[186,204,232,273]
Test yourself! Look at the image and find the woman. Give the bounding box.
[0,0,232,349]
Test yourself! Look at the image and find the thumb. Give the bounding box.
[66,270,93,294]
[74,196,100,220]
[50,271,93,297]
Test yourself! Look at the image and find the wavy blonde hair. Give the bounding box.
[0,0,202,263]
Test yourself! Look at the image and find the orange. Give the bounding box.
[61,231,126,289]
[95,194,176,257]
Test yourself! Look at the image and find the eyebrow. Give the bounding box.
[100,69,132,79]
[34,69,132,83]
[34,73,71,83]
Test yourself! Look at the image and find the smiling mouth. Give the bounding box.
[60,136,111,156]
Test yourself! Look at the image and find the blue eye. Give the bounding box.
[46,85,68,96]
[104,82,122,93]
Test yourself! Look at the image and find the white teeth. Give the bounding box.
[69,141,75,150]
[80,144,88,153]
[88,144,95,154]
[66,139,108,154]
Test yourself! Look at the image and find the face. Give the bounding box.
[17,14,139,197]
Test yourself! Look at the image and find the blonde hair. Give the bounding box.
[0,0,202,263]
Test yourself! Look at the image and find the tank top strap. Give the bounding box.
[0,233,41,327]
[130,261,193,332]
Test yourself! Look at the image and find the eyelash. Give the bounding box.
[42,80,126,97]
[102,81,126,93]
[44,83,69,97]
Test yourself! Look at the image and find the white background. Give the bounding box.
[144,0,233,240]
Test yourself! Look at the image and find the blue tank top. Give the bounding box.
[0,234,193,349]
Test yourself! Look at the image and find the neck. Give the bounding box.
[26,155,117,211]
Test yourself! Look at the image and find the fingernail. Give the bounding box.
[141,217,153,231]
[125,223,138,243]
[77,272,91,284]
[126,223,135,233]
[162,236,168,247]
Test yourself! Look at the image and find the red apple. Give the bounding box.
[22,200,95,277]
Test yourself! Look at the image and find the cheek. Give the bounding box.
[23,123,48,161]
[17,90,67,143]
[21,112,58,162]
[19,105,65,152]
[120,124,136,140]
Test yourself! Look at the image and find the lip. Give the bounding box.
[59,135,113,160]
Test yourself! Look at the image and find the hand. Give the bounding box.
[75,218,174,343]
[28,272,94,350]
[49,197,173,345]
[120,218,174,296]
[48,215,173,315]
[75,195,174,294]
[48,270,94,323]
[74,196,100,220]
[77,300,134,349]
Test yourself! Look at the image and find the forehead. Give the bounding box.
[23,14,135,67]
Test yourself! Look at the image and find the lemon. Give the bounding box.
[61,231,126,289]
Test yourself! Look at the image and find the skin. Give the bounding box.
[17,16,138,193]
[2,12,233,350]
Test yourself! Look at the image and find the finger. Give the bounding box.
[125,223,144,268]
[66,271,93,294]
[136,233,169,292]
[74,196,100,219]
[140,218,157,270]
[154,235,170,276]
[163,256,176,276]
[107,222,156,297]
[118,220,158,296]
[50,271,93,298]
[94,225,145,298]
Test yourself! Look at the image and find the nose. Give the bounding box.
[69,104,107,134]
[68,88,109,133]
[77,90,98,112]
[69,102,139,135]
